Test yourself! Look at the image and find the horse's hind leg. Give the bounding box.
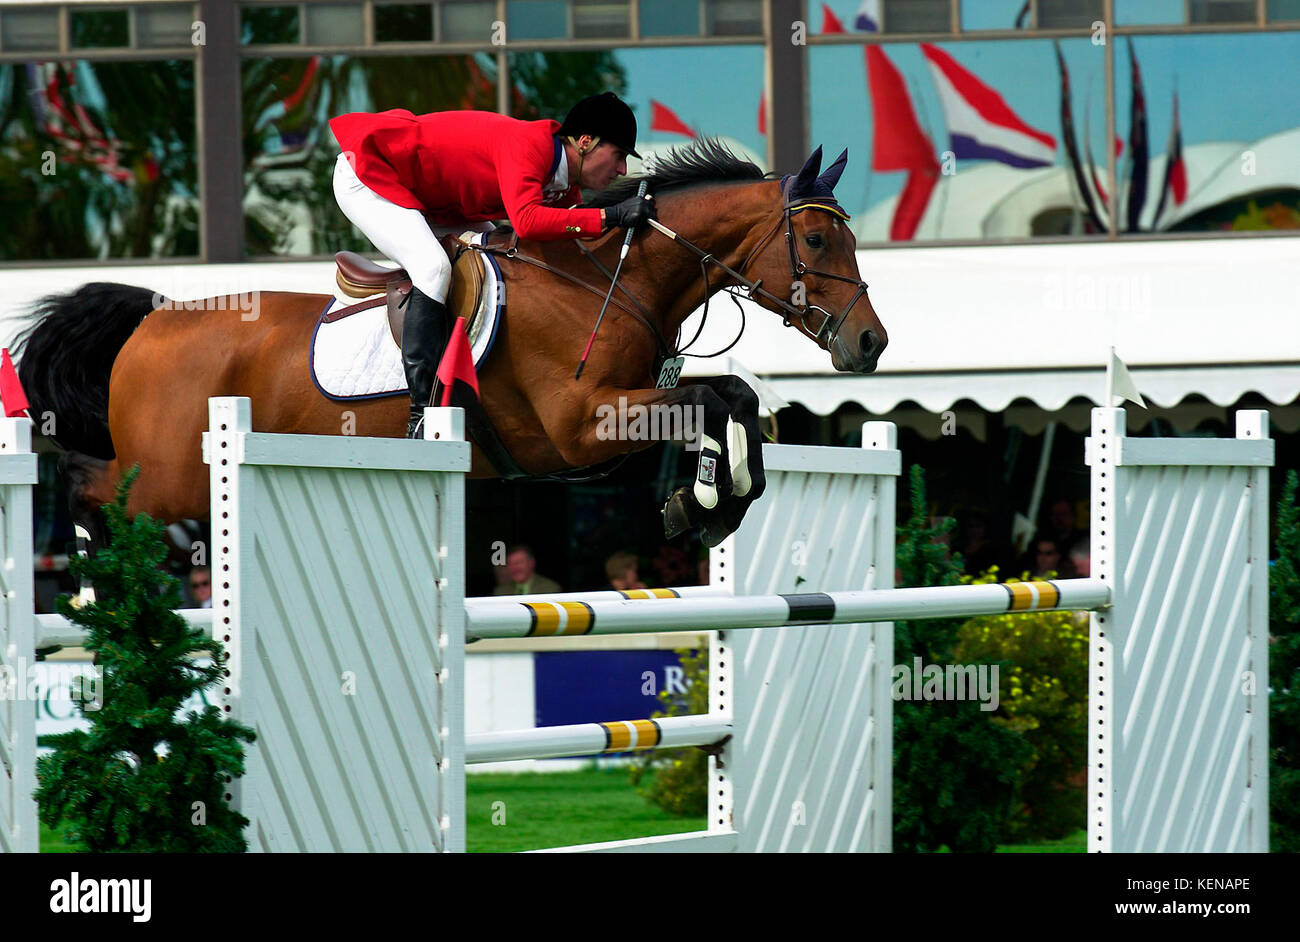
[60,452,113,552]
[53,452,114,616]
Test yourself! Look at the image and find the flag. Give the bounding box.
[1107,348,1146,409]
[821,3,845,33]
[921,43,1056,168]
[865,45,939,240]
[1124,39,1150,233]
[0,349,29,417]
[650,100,695,138]
[891,169,940,241]
[436,318,479,408]
[757,90,766,135]
[1054,42,1105,232]
[855,0,880,31]
[866,47,934,173]
[1150,91,1186,227]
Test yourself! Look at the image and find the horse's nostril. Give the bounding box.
[861,329,878,359]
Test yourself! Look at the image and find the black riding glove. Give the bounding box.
[604,194,656,230]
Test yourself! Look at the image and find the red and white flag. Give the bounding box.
[865,46,939,240]
[921,43,1056,168]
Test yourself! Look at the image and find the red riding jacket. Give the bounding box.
[329,109,605,240]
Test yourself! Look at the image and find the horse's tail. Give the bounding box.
[12,282,159,459]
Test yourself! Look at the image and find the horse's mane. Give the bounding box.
[583,137,774,208]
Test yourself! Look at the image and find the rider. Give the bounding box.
[329,92,656,437]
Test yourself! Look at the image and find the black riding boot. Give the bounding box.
[401,287,450,439]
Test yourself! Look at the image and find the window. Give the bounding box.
[1269,0,1300,20]
[961,0,1033,32]
[305,3,364,44]
[640,0,699,36]
[883,0,950,33]
[242,4,301,45]
[508,0,569,40]
[441,1,495,42]
[705,0,761,37]
[1190,0,1258,22]
[574,0,628,39]
[1115,0,1185,25]
[1037,0,1103,28]
[71,8,131,49]
[374,3,434,43]
[0,60,198,260]
[137,4,197,47]
[0,6,59,52]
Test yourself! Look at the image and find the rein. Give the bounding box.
[468,233,671,369]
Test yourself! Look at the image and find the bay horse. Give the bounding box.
[16,140,886,549]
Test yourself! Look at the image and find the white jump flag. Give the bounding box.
[1106,347,1147,408]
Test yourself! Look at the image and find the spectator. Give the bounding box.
[188,565,212,608]
[957,511,1011,578]
[1031,538,1075,579]
[492,545,561,596]
[650,545,693,588]
[1069,537,1091,578]
[1046,497,1088,559]
[605,551,646,591]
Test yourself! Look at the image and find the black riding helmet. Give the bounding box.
[558,92,641,158]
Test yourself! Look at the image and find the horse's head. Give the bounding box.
[745,147,887,373]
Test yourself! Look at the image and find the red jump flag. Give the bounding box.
[436,318,480,408]
[650,100,695,138]
[0,348,29,417]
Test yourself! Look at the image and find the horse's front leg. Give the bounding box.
[689,374,768,546]
[547,383,736,545]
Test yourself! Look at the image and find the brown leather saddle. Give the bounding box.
[330,233,500,344]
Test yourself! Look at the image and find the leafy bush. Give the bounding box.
[629,646,709,817]
[955,602,1089,842]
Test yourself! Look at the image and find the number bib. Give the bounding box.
[655,356,685,389]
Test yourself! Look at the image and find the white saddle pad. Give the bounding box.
[310,235,504,401]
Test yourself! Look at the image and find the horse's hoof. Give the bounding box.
[662,487,695,540]
[699,518,733,548]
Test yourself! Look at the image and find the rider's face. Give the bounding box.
[579,141,628,190]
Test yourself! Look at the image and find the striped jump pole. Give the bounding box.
[466,714,732,764]
[466,578,1112,640]
[33,586,727,651]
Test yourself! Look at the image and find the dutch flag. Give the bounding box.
[921,43,1057,169]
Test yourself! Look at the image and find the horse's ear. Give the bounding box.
[790,146,824,198]
[818,148,848,193]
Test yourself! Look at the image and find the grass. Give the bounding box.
[37,766,1087,853]
[467,764,705,852]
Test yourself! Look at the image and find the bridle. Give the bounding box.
[658,178,871,353]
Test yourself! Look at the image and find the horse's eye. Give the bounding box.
[805,233,825,249]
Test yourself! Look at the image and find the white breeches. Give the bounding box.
[332,153,492,303]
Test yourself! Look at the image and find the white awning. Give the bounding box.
[766,362,1300,416]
